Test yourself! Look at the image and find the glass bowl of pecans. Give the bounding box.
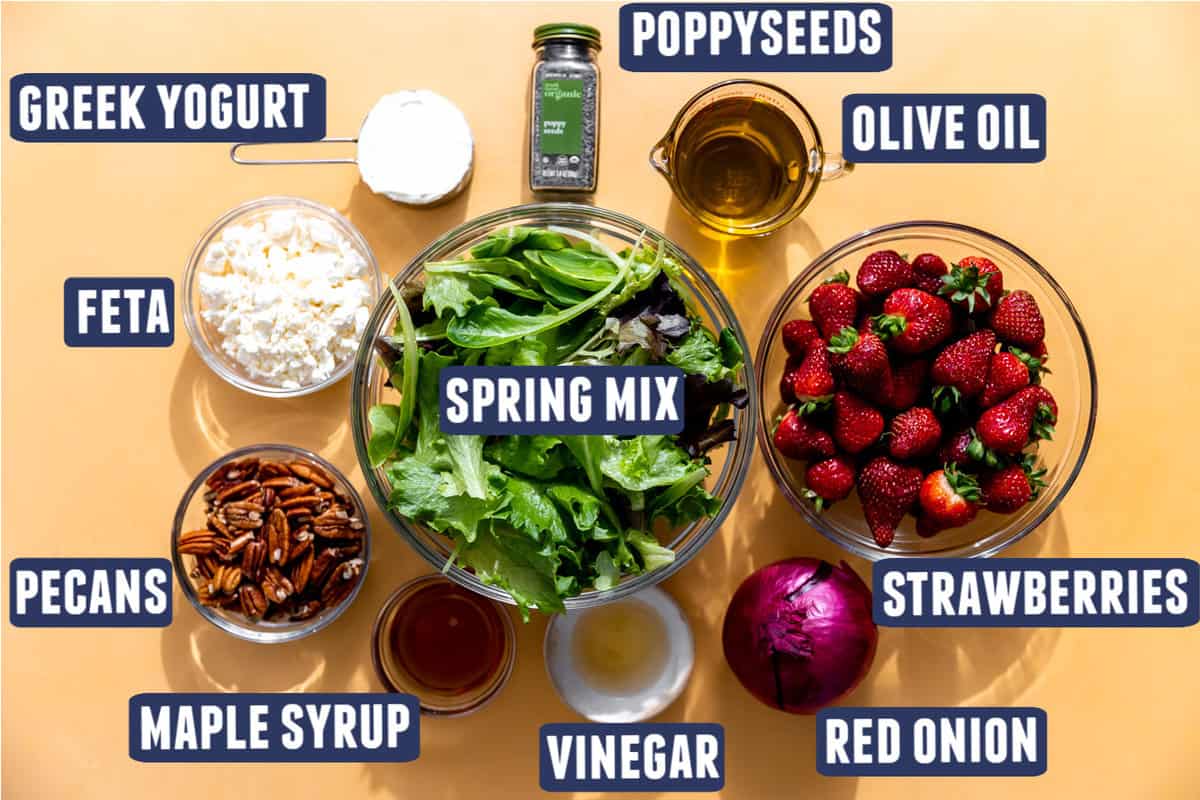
[171,444,371,643]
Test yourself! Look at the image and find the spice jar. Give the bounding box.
[529,23,601,194]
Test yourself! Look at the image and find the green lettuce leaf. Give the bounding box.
[485,435,567,480]
[455,525,565,619]
[596,435,698,492]
[666,327,735,382]
[505,477,568,543]
[627,529,676,572]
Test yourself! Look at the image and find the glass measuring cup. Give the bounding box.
[650,80,853,237]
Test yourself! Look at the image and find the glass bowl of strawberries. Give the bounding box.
[756,221,1097,559]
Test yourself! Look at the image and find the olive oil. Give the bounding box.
[571,599,670,694]
[672,96,807,231]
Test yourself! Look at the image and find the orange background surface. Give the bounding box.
[4,2,1200,798]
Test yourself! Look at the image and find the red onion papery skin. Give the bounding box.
[722,558,877,714]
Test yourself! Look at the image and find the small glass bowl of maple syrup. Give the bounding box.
[371,574,516,716]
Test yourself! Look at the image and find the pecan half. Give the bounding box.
[178,529,217,555]
[288,461,334,488]
[266,508,289,565]
[289,547,315,593]
[320,558,363,607]
[216,479,261,503]
[257,460,291,478]
[239,584,268,618]
[290,600,322,621]
[240,539,266,580]
[226,531,255,556]
[207,457,260,490]
[261,476,301,490]
[211,565,242,594]
[261,567,294,604]
[288,528,314,563]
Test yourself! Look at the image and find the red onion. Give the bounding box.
[722,558,877,714]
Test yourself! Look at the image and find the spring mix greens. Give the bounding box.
[367,225,747,617]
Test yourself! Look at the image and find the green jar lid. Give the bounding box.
[533,23,602,50]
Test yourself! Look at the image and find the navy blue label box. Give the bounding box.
[439,365,686,436]
[11,73,326,142]
[64,277,174,347]
[9,557,172,627]
[874,558,1200,627]
[817,707,1047,777]
[843,93,1046,163]
[540,723,724,792]
[620,3,892,72]
[130,693,420,762]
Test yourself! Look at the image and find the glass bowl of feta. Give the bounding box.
[183,196,383,397]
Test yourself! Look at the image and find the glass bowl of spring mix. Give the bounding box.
[351,203,757,616]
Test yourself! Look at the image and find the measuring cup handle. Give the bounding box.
[230,137,358,165]
[648,140,671,179]
[819,151,855,182]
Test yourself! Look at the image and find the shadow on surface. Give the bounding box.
[159,585,374,693]
[342,180,471,279]
[168,348,356,477]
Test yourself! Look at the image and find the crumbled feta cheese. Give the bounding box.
[198,208,375,390]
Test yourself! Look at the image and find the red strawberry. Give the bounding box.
[873,289,953,355]
[828,326,891,393]
[976,385,1056,454]
[857,250,914,298]
[1006,345,1049,383]
[888,407,942,460]
[787,339,836,413]
[779,356,801,403]
[979,351,1030,408]
[980,457,1047,513]
[803,456,856,512]
[773,409,836,461]
[918,465,982,531]
[939,256,1004,313]
[938,428,976,466]
[808,271,861,339]
[833,391,885,454]
[781,319,820,357]
[931,330,996,411]
[857,456,923,547]
[911,253,949,295]
[882,358,929,410]
[990,289,1045,347]
[1023,385,1058,441]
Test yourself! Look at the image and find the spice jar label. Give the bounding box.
[818,707,1047,777]
[540,723,724,792]
[9,558,172,627]
[874,557,1200,627]
[540,80,584,156]
[129,693,419,762]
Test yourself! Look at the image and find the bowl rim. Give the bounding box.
[755,219,1098,560]
[170,442,372,643]
[369,573,517,717]
[181,195,383,399]
[350,201,759,609]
